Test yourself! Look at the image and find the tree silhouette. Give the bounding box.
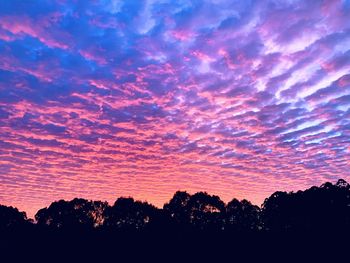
[163,191,191,227]
[0,205,28,230]
[103,197,157,230]
[225,199,261,232]
[164,191,226,230]
[1,179,350,262]
[261,179,350,233]
[186,192,225,230]
[35,198,108,229]
[0,180,350,262]
[0,178,348,236]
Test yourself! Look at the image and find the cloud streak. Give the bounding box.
[0,0,349,217]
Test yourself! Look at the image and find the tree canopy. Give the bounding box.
[1,179,349,233]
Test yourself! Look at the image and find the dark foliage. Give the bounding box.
[261,179,350,233]
[103,197,158,230]
[164,191,226,230]
[1,179,349,261]
[35,198,108,229]
[0,204,28,230]
[225,198,261,232]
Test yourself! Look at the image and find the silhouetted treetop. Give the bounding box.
[0,205,28,230]
[185,192,225,230]
[225,199,261,231]
[103,197,157,230]
[163,191,191,225]
[35,198,108,229]
[335,178,349,188]
[163,191,226,230]
[262,179,350,232]
[1,179,349,234]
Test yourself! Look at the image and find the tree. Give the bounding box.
[0,205,28,230]
[103,197,157,230]
[261,179,350,233]
[225,199,261,231]
[164,191,226,230]
[261,191,292,232]
[163,191,191,226]
[186,192,225,230]
[35,198,108,229]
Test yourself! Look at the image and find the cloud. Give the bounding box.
[0,0,349,218]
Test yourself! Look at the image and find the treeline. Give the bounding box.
[1,179,350,232]
[1,179,350,261]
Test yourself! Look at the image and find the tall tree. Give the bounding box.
[261,179,350,232]
[35,198,108,229]
[0,205,28,230]
[103,197,157,230]
[163,191,191,227]
[186,192,225,230]
[225,199,261,231]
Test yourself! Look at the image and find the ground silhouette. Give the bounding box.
[1,179,349,261]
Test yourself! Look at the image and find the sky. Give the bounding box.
[0,0,349,218]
